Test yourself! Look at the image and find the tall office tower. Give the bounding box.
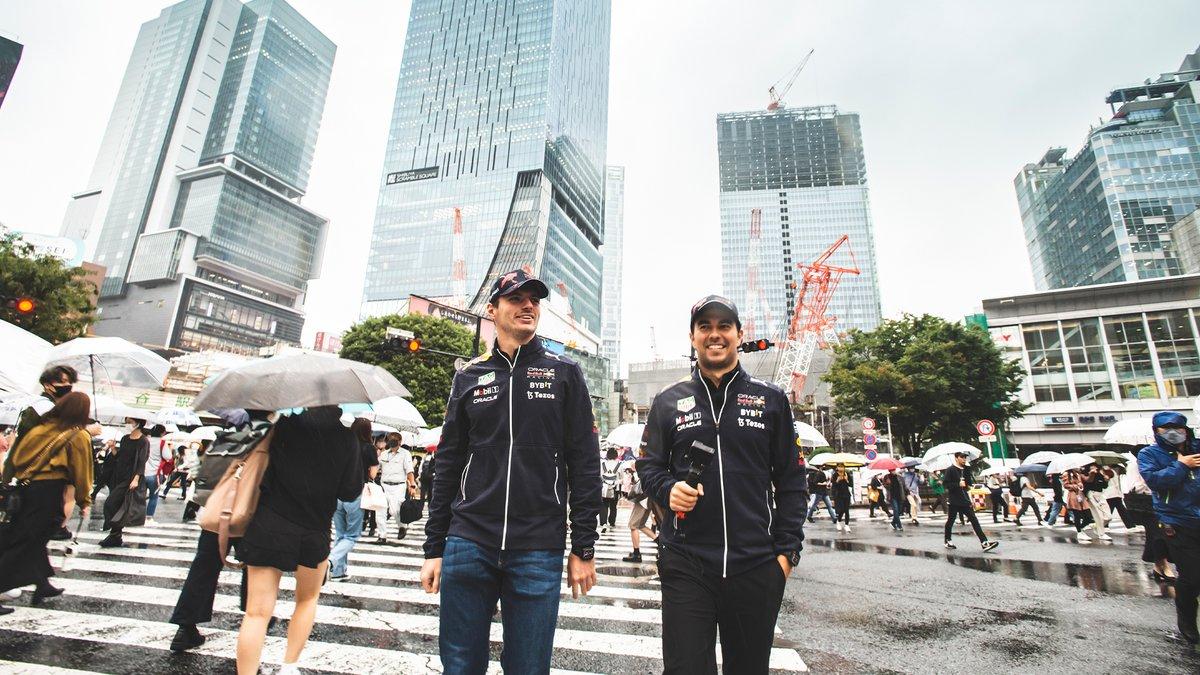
[717,105,883,335]
[1016,45,1200,291]
[601,165,624,378]
[362,0,611,336]
[61,0,334,354]
[0,35,22,110]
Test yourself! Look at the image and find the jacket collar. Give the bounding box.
[692,362,745,390]
[490,336,545,368]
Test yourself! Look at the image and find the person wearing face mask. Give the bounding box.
[99,417,151,548]
[1137,411,1200,644]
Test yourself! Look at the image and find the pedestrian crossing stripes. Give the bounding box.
[0,512,808,673]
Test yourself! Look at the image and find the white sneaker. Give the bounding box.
[836,523,843,532]
[144,517,156,525]
[1098,534,1113,542]
[1076,531,1092,542]
[844,525,852,534]
[1127,525,1146,533]
[2,588,20,600]
[277,664,302,675]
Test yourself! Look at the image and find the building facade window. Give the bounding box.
[1061,318,1113,401]
[1147,309,1200,398]
[1103,314,1159,399]
[1023,323,1070,402]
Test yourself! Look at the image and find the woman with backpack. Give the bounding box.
[0,391,94,615]
[600,448,621,533]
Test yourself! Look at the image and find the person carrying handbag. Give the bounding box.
[99,415,151,548]
[0,392,94,615]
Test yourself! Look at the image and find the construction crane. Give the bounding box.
[768,49,814,111]
[773,235,860,401]
[451,207,467,307]
[743,209,767,339]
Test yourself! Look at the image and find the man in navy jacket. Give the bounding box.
[637,295,805,674]
[1138,410,1200,643]
[421,269,601,673]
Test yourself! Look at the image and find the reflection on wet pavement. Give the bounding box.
[808,537,1176,598]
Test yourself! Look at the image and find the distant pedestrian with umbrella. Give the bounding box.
[943,452,998,551]
[1137,411,1200,644]
[985,471,1007,524]
[831,464,853,532]
[929,471,946,514]
[1082,465,1113,541]
[1013,471,1044,527]
[902,467,922,525]
[806,467,835,522]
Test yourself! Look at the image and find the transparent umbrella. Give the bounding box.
[342,395,426,429]
[192,353,410,411]
[154,407,202,427]
[45,336,171,418]
[1103,418,1155,446]
[605,423,646,449]
[794,421,829,447]
[0,320,51,394]
[1023,451,1062,465]
[922,442,982,462]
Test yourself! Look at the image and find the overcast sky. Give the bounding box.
[1,1,1198,374]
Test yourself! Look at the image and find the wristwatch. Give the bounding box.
[783,550,800,567]
[572,546,595,561]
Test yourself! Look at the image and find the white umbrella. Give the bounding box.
[45,336,171,394]
[606,423,645,449]
[190,426,222,442]
[0,319,51,394]
[809,452,868,468]
[978,466,1010,478]
[163,430,194,443]
[922,442,982,462]
[0,391,39,425]
[1103,418,1156,446]
[1023,450,1062,465]
[794,421,829,447]
[919,454,955,472]
[192,353,411,411]
[1046,452,1095,475]
[154,407,202,427]
[90,394,151,426]
[372,421,400,435]
[364,395,426,429]
[417,426,442,449]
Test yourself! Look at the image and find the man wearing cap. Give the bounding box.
[1138,411,1200,643]
[637,295,806,674]
[943,452,999,552]
[421,268,601,673]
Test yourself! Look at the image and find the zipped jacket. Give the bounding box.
[1138,411,1200,529]
[424,337,600,558]
[636,364,806,578]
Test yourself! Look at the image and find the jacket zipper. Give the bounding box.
[700,370,739,578]
[459,454,473,501]
[766,489,773,536]
[499,345,521,550]
[553,452,561,505]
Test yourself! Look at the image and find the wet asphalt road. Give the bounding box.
[783,512,1200,673]
[3,498,1200,673]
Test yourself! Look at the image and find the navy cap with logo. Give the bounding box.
[690,294,741,329]
[487,268,550,305]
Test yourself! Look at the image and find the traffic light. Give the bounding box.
[385,335,422,353]
[738,338,773,353]
[3,295,36,315]
[405,337,422,353]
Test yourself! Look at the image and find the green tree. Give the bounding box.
[0,232,96,343]
[339,313,482,427]
[823,314,1028,455]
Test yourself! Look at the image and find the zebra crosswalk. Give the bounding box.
[0,511,808,673]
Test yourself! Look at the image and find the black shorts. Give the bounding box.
[236,506,330,572]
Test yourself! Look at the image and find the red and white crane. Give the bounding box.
[773,235,860,401]
[768,49,814,111]
[743,208,773,339]
[451,207,467,308]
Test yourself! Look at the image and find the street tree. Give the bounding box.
[0,231,96,343]
[823,314,1028,455]
[339,313,482,427]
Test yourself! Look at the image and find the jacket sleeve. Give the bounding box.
[770,393,805,555]
[636,393,675,510]
[564,363,601,551]
[1138,448,1191,492]
[424,372,470,559]
[336,437,364,503]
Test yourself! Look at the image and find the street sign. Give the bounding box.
[976,419,996,436]
[863,434,877,446]
[978,435,997,443]
[862,418,876,431]
[865,449,878,460]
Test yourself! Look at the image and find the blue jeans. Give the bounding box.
[890,499,904,529]
[439,536,564,674]
[329,497,364,577]
[1045,499,1064,526]
[144,474,160,517]
[807,494,835,520]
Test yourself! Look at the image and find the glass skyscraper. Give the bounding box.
[0,35,23,110]
[601,165,624,378]
[362,0,611,336]
[717,105,882,336]
[61,0,334,355]
[1016,46,1200,291]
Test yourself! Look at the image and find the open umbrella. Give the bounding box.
[190,426,223,442]
[45,336,171,418]
[1023,450,1062,465]
[919,454,955,472]
[342,396,426,429]
[794,421,829,447]
[0,320,51,394]
[810,452,868,468]
[1085,450,1129,466]
[154,407,202,427]
[1103,418,1155,446]
[606,423,646,449]
[978,466,1010,478]
[163,430,194,443]
[1046,453,1095,475]
[899,457,922,468]
[192,353,410,411]
[372,421,400,435]
[1013,463,1048,475]
[0,391,39,425]
[867,457,904,471]
[922,442,982,462]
